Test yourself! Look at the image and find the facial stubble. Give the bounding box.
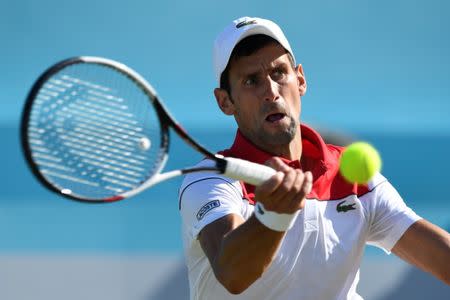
[257,114,298,148]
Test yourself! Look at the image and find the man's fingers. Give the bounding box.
[264,157,290,172]
[255,171,285,196]
[283,169,305,203]
[266,168,298,206]
[288,170,313,210]
[255,158,315,213]
[303,171,313,195]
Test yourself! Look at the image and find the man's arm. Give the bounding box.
[392,219,450,285]
[198,157,312,294]
[199,213,285,294]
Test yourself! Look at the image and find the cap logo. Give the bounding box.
[236,19,257,28]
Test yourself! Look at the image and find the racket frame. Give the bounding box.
[21,56,227,203]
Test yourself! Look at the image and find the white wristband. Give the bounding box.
[254,202,300,232]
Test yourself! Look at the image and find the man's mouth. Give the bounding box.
[265,113,286,123]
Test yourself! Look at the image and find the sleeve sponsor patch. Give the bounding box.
[196,200,221,220]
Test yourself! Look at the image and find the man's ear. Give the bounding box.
[296,64,307,96]
[214,88,235,115]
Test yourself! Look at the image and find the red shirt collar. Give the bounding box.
[219,124,369,202]
[223,124,332,174]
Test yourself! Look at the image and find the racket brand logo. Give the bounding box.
[236,19,257,28]
[336,200,356,213]
[197,200,221,220]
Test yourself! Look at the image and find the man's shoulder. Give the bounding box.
[179,159,243,198]
[325,142,344,153]
[180,158,236,185]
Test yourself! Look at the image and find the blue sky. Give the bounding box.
[1,0,449,133]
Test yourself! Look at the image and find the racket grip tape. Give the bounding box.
[223,157,276,186]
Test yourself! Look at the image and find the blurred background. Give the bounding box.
[1,0,449,299]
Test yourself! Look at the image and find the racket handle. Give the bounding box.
[223,157,276,186]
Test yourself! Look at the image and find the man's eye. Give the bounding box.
[244,77,257,86]
[272,69,286,80]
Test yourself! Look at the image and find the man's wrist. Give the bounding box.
[254,202,300,232]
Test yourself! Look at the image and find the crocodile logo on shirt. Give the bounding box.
[336,200,356,213]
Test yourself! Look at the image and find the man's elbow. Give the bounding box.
[218,276,252,295]
[215,269,263,294]
[438,269,450,286]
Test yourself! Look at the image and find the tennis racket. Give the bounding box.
[21,56,276,203]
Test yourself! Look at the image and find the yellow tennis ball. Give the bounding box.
[339,142,381,184]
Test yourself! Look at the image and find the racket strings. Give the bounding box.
[27,63,165,200]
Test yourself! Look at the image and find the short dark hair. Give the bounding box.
[219,34,295,94]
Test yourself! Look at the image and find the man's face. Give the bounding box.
[218,43,306,152]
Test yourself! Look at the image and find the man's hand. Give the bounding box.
[255,157,313,214]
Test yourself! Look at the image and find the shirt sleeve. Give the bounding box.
[179,174,244,240]
[365,179,422,253]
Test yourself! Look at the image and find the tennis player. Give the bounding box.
[179,16,450,299]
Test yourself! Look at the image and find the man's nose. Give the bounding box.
[262,77,280,102]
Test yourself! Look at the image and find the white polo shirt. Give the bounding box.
[179,125,421,300]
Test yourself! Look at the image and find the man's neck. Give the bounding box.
[271,133,302,160]
[255,127,303,161]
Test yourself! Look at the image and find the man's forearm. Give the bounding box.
[212,215,286,294]
[392,219,450,285]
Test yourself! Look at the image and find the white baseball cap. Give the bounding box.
[213,16,296,85]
